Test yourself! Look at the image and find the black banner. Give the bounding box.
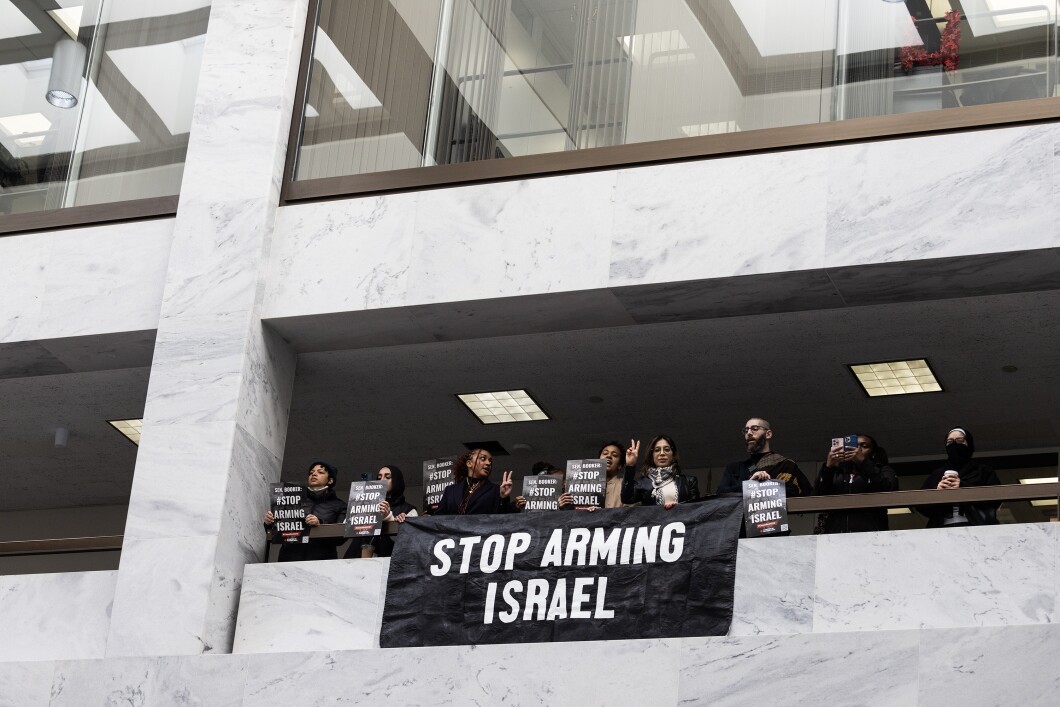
[270,482,307,544]
[380,497,743,647]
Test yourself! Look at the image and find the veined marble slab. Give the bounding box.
[731,535,816,636]
[0,661,54,707]
[232,558,389,654]
[813,523,1058,632]
[0,571,116,662]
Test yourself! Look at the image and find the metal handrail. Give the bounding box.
[3,484,1055,557]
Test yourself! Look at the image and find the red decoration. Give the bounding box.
[899,11,962,73]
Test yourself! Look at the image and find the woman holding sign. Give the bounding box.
[345,465,419,559]
[621,435,701,508]
[434,449,517,515]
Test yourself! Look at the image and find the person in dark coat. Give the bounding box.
[264,460,347,562]
[345,465,419,558]
[918,427,1001,528]
[621,435,700,508]
[716,417,813,497]
[433,449,516,515]
[816,434,898,533]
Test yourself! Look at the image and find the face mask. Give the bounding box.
[946,442,972,465]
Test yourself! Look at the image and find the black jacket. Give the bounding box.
[717,453,813,497]
[434,479,514,515]
[621,465,700,506]
[918,461,1001,528]
[275,487,347,562]
[815,458,898,533]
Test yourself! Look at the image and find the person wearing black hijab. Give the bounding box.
[344,465,419,559]
[918,427,1001,528]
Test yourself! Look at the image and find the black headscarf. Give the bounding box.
[946,427,976,470]
[384,464,406,504]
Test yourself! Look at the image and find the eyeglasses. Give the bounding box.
[742,425,769,434]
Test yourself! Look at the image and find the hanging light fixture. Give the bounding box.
[46,38,86,109]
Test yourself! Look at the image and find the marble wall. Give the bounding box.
[263,123,1060,322]
[3,623,1056,706]
[0,220,173,344]
[0,571,116,662]
[231,523,1059,655]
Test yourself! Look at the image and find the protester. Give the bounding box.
[815,435,898,533]
[264,461,347,562]
[621,435,701,508]
[599,441,632,508]
[717,417,812,497]
[434,448,517,515]
[918,427,1001,527]
[344,465,418,559]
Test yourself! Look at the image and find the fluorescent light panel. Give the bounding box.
[108,418,142,445]
[887,507,912,515]
[457,390,549,425]
[1019,477,1058,484]
[0,112,52,136]
[48,6,83,40]
[849,359,942,397]
[1030,499,1058,507]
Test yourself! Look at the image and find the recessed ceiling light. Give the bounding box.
[457,390,549,425]
[0,112,52,136]
[886,507,912,515]
[48,6,84,40]
[15,135,45,147]
[107,418,142,446]
[1019,477,1058,484]
[848,359,942,397]
[1030,499,1058,507]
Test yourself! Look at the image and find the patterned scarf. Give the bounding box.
[648,466,678,505]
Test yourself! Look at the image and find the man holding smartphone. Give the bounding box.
[716,417,813,497]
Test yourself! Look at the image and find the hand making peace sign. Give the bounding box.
[498,470,514,498]
[626,439,640,467]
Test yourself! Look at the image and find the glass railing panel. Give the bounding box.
[291,0,1060,186]
[834,0,1058,120]
[0,0,210,219]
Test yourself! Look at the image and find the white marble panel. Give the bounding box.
[610,150,829,286]
[677,630,919,705]
[106,536,217,657]
[454,638,681,706]
[265,194,420,319]
[48,655,247,707]
[161,199,271,320]
[731,535,816,635]
[142,313,251,427]
[121,422,235,542]
[233,558,388,654]
[918,624,1060,706]
[0,233,51,343]
[0,661,54,707]
[235,323,296,460]
[827,124,1059,262]
[36,222,173,340]
[405,171,617,305]
[242,648,465,706]
[0,571,115,662]
[813,524,1058,632]
[179,0,309,205]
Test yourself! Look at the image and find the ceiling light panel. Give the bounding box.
[48,6,83,40]
[849,359,942,397]
[1019,477,1058,484]
[457,390,549,424]
[0,112,52,136]
[108,418,142,445]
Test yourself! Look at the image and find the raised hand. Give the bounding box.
[558,492,574,508]
[626,439,640,467]
[499,470,514,498]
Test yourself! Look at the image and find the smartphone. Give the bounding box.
[831,435,858,449]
